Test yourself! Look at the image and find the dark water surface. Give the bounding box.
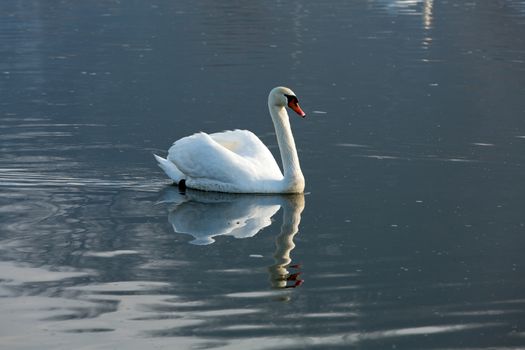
[1,1,525,349]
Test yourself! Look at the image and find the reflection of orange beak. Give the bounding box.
[289,102,306,118]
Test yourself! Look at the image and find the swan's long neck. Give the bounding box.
[269,105,304,191]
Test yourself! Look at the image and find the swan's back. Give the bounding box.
[210,130,281,170]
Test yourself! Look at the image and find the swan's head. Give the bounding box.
[269,86,306,118]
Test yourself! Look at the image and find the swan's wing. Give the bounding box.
[168,132,282,188]
[168,132,244,184]
[209,130,282,176]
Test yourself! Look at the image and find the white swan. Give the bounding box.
[154,86,306,193]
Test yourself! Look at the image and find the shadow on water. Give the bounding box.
[160,187,305,289]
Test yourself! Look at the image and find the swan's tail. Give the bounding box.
[154,154,185,184]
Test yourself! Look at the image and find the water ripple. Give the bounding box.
[0,168,164,192]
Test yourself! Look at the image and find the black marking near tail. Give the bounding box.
[178,179,187,192]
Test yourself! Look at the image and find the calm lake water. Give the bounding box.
[1,1,525,349]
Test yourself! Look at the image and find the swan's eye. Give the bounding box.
[284,94,299,106]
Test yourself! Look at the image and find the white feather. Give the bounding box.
[153,154,184,183]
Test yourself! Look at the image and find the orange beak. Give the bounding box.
[289,101,306,118]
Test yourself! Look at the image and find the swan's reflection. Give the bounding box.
[268,194,305,289]
[159,188,305,288]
